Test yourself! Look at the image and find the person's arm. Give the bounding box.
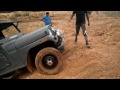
[49,16,52,26]
[69,11,75,22]
[41,16,45,22]
[50,20,52,26]
[86,12,90,26]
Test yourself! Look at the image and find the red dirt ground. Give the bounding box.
[14,11,120,79]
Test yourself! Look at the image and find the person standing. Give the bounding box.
[42,12,52,26]
[69,11,90,48]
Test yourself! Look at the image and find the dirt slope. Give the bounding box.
[14,11,120,79]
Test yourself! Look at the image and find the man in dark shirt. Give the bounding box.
[69,11,90,48]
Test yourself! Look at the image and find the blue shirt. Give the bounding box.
[42,16,51,25]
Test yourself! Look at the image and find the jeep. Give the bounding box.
[0,20,64,79]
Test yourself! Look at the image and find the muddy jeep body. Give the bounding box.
[0,20,64,78]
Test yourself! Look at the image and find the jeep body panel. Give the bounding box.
[0,23,64,77]
[0,46,10,71]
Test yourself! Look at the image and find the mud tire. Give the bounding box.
[35,47,63,75]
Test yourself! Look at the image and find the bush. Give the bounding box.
[105,11,120,17]
[22,11,30,16]
[14,11,30,17]
[14,12,21,17]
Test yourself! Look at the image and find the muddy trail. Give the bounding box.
[13,12,120,79]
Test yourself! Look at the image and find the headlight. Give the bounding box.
[51,27,56,32]
[56,29,61,36]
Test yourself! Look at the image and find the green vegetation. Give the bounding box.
[14,11,30,17]
[105,11,120,17]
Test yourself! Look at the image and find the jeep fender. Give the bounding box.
[27,53,33,73]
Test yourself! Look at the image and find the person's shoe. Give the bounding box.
[74,40,77,44]
[86,43,90,48]
[74,41,77,44]
[75,38,77,42]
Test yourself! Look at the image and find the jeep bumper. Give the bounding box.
[57,35,64,52]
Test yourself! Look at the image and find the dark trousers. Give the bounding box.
[76,24,87,36]
[75,24,89,44]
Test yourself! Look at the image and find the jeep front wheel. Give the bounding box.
[35,47,63,75]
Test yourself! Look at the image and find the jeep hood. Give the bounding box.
[15,25,50,49]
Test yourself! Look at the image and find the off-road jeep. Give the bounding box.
[0,20,64,79]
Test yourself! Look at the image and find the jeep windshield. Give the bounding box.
[0,20,23,44]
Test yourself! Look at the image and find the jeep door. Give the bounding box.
[0,46,10,71]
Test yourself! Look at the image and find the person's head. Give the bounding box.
[46,12,49,16]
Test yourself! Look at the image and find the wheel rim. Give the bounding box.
[40,55,58,69]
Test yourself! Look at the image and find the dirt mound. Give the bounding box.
[13,11,120,79]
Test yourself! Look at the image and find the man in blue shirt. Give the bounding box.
[42,12,52,26]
